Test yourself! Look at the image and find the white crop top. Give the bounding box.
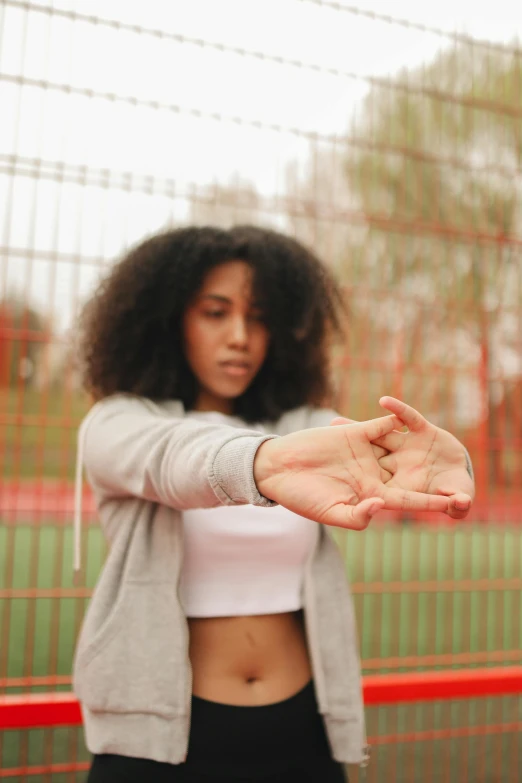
[178,411,319,618]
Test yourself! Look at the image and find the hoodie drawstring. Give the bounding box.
[73,421,86,578]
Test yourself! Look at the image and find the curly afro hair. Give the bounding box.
[78,225,345,422]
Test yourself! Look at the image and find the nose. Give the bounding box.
[228,315,248,347]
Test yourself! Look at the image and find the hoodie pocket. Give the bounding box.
[73,583,188,717]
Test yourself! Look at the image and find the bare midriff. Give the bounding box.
[187,611,312,706]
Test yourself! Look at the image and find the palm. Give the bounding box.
[272,466,369,525]
[265,442,379,526]
[383,429,472,492]
[375,397,474,519]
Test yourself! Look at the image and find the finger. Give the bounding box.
[378,455,397,473]
[382,486,449,513]
[324,497,385,531]
[379,397,428,433]
[356,414,404,441]
[445,493,472,520]
[351,497,385,528]
[335,422,390,458]
[372,445,388,460]
[373,431,406,451]
[380,468,393,483]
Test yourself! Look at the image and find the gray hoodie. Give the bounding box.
[72,393,370,767]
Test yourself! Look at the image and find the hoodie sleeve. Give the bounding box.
[79,396,278,509]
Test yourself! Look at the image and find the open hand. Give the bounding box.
[332,398,474,520]
[254,415,451,531]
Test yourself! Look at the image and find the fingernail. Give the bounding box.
[369,503,382,516]
[455,500,470,510]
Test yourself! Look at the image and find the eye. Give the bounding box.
[249,310,265,323]
[204,310,226,319]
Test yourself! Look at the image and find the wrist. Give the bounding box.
[212,434,279,506]
[253,438,278,501]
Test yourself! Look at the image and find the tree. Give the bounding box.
[345,43,522,485]
[0,294,51,388]
[286,42,522,488]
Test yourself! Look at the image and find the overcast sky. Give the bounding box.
[1,0,521,331]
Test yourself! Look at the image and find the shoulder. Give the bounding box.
[80,394,185,429]
[267,405,340,436]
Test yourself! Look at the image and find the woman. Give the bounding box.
[73,226,474,782]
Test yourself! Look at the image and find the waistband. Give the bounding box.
[191,678,315,711]
[186,679,331,773]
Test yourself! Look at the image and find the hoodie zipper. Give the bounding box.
[302,529,328,714]
[305,527,371,768]
[180,648,193,762]
[176,520,193,763]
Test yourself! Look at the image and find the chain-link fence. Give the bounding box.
[1,2,521,781]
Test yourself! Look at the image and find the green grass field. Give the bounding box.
[0,521,521,782]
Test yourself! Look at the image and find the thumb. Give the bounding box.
[437,489,472,520]
[325,497,385,530]
[446,493,472,519]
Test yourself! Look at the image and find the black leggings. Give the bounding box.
[87,681,347,782]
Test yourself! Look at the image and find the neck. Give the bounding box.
[193,391,233,416]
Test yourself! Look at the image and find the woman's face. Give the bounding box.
[183,261,269,414]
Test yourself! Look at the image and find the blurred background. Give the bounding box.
[0,1,521,781]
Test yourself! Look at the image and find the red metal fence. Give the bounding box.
[1,668,522,780]
[0,1,521,781]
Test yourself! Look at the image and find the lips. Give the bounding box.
[219,360,251,377]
